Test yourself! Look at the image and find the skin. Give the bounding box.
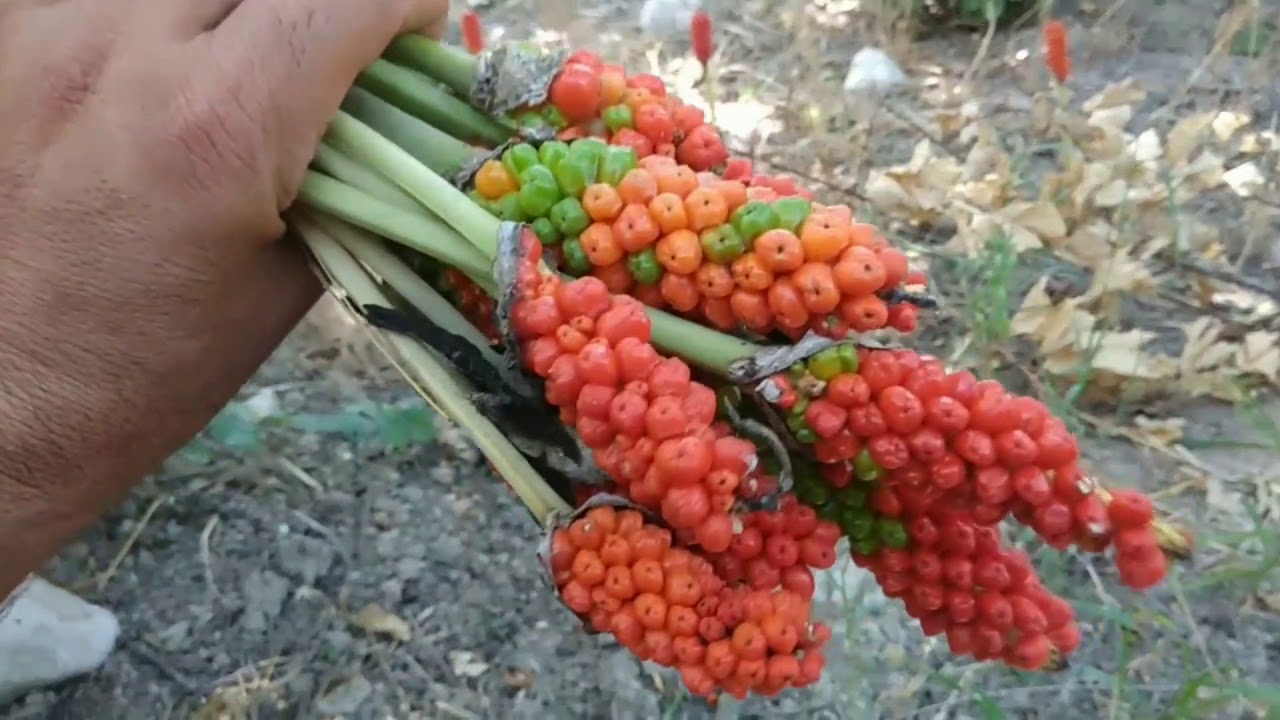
[0,0,450,598]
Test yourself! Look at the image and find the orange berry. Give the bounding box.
[660,272,701,312]
[714,180,748,213]
[647,192,689,233]
[473,159,517,199]
[683,187,729,231]
[700,295,736,330]
[694,262,734,299]
[582,183,624,222]
[833,246,887,295]
[612,203,661,252]
[767,277,809,329]
[655,228,702,274]
[799,211,850,263]
[580,223,623,266]
[878,247,910,288]
[730,252,773,291]
[617,168,659,205]
[654,164,699,197]
[840,293,889,331]
[728,289,772,332]
[848,222,881,248]
[791,262,841,314]
[753,229,804,273]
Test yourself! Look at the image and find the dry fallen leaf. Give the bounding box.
[1132,415,1186,448]
[353,604,412,643]
[1236,331,1280,382]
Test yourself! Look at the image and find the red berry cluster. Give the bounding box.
[549,504,830,699]
[439,268,499,343]
[511,231,762,549]
[707,496,840,599]
[546,51,730,171]
[768,347,1172,589]
[856,518,1081,670]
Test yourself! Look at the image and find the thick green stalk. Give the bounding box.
[312,141,419,212]
[325,111,503,257]
[645,310,762,376]
[357,59,511,147]
[341,87,478,175]
[297,171,492,284]
[384,35,478,99]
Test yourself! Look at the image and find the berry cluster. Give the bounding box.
[436,267,499,344]
[707,495,840,599]
[858,520,1081,670]
[765,346,1172,587]
[549,503,830,699]
[474,137,925,341]
[510,231,752,548]
[501,50,730,171]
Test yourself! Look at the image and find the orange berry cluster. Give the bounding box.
[477,144,925,341]
[548,503,830,699]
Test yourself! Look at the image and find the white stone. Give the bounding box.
[639,0,702,40]
[0,577,120,705]
[842,48,907,95]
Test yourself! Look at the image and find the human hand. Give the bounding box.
[0,0,450,596]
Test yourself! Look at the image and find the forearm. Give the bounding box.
[0,346,133,598]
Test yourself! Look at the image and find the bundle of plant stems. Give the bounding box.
[289,32,1193,703]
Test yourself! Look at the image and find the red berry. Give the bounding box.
[907,428,948,463]
[1007,634,1054,671]
[953,429,997,466]
[908,516,940,546]
[878,386,925,434]
[859,351,904,395]
[974,556,1011,590]
[867,435,911,470]
[946,590,977,623]
[764,533,800,568]
[730,526,764,559]
[549,65,604,124]
[942,556,974,588]
[994,430,1039,468]
[912,549,943,583]
[1012,466,1054,506]
[1107,489,1154,529]
[1033,502,1073,537]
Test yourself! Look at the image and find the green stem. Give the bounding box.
[646,310,761,376]
[384,35,479,99]
[341,86,478,175]
[312,141,419,212]
[357,59,512,147]
[297,170,492,285]
[326,111,503,257]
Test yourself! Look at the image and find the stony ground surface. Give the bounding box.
[4,1,1279,718]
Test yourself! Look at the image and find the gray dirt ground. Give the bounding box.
[5,1,1280,718]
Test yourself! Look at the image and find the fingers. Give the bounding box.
[208,0,451,204]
